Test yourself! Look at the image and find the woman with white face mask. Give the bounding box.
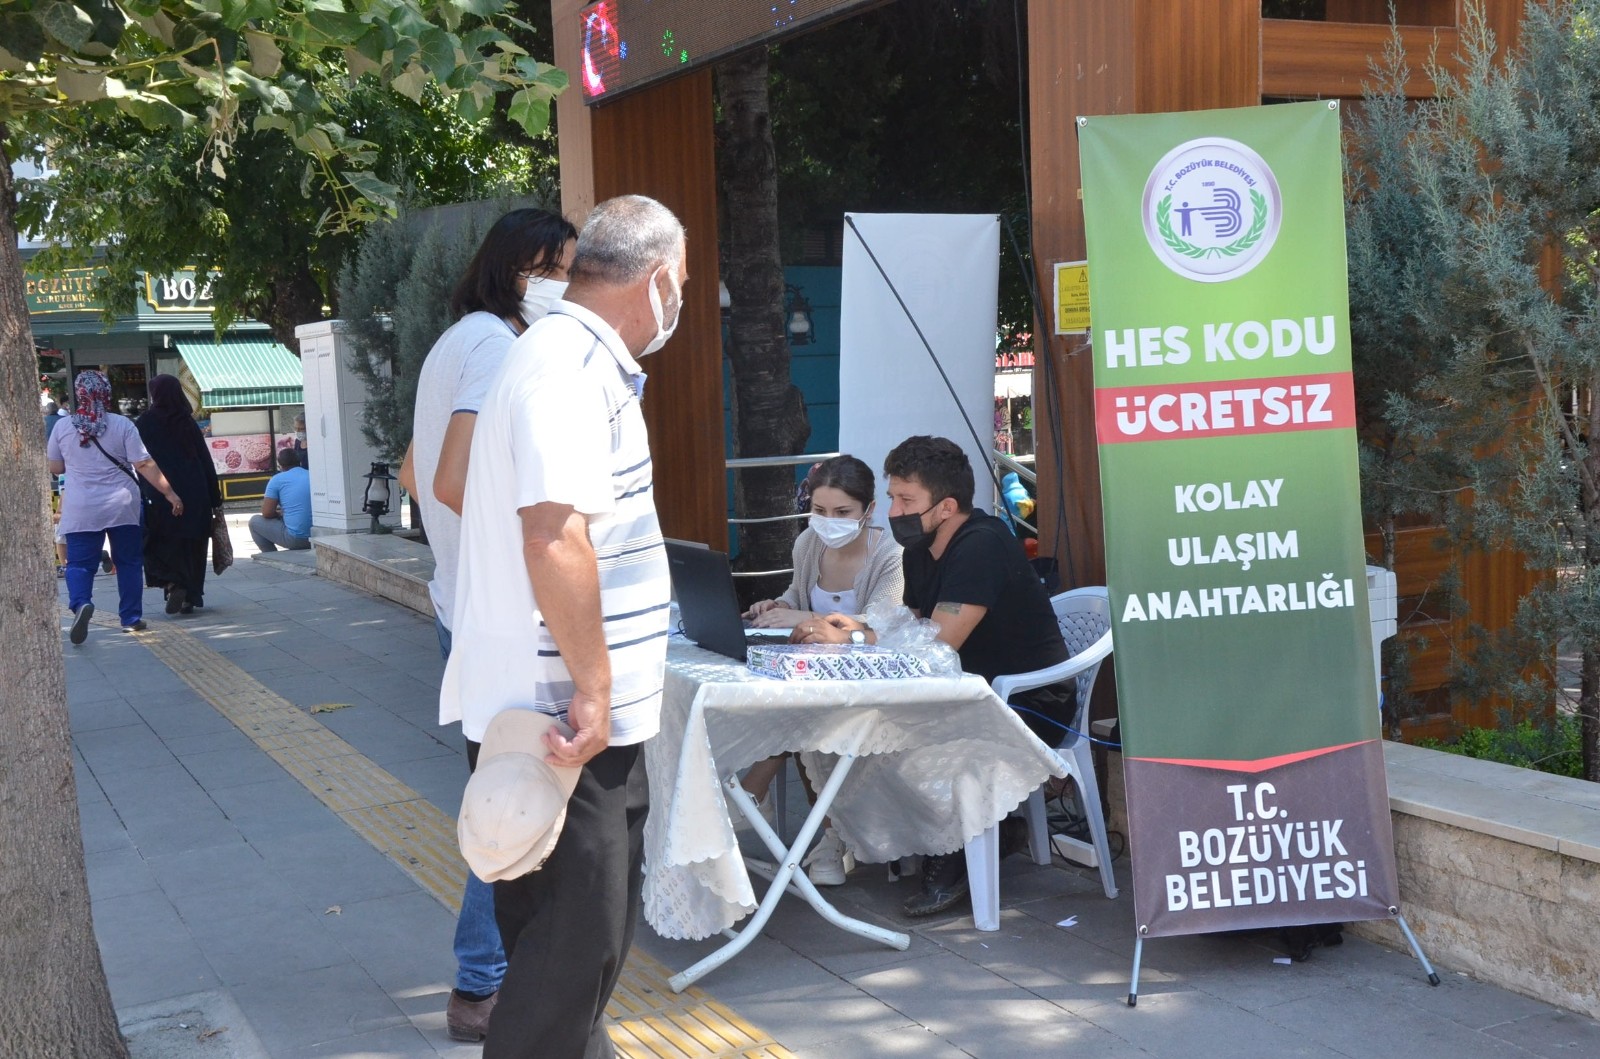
[738,455,902,886]
[396,207,578,1042]
[744,454,903,629]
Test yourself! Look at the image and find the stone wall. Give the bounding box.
[312,534,433,617]
[1348,814,1600,1019]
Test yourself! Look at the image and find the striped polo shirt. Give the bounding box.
[440,300,670,746]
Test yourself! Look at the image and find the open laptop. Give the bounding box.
[665,540,790,661]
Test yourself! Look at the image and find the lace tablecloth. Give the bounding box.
[643,639,1066,940]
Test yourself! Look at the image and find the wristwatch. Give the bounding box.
[848,629,867,646]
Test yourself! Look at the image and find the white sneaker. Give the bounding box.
[805,828,854,886]
[733,792,776,833]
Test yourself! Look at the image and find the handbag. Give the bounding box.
[210,508,234,575]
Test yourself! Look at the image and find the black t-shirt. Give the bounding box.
[901,510,1067,684]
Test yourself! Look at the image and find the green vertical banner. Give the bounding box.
[1078,102,1400,938]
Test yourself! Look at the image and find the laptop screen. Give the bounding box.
[665,541,755,661]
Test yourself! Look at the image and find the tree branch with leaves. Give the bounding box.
[0,4,563,1054]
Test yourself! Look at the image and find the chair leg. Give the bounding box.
[1071,742,1119,900]
[1025,787,1052,866]
[964,825,1001,931]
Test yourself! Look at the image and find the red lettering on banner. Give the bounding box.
[1095,373,1355,444]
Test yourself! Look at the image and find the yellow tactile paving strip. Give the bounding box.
[109,618,796,1059]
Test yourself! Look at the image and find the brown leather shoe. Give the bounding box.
[446,990,497,1043]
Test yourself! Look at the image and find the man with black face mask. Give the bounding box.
[801,434,1069,916]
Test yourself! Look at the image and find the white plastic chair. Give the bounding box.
[965,586,1119,930]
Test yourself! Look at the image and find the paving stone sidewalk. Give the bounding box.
[67,537,1600,1057]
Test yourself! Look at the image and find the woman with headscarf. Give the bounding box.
[47,370,185,643]
[136,375,222,615]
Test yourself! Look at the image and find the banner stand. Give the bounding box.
[1124,913,1440,1007]
[1074,101,1446,1009]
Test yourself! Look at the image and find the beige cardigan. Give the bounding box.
[775,526,904,618]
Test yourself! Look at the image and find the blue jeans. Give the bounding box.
[66,524,145,627]
[438,617,508,995]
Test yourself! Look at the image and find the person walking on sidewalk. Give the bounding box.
[48,369,184,642]
[43,400,63,444]
[441,195,686,1058]
[249,449,311,551]
[136,374,222,615]
[397,206,578,1042]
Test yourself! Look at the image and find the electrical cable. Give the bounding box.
[1042,777,1126,863]
[1007,702,1121,749]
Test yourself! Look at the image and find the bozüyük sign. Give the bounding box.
[1078,101,1400,938]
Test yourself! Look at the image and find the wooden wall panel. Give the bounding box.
[551,0,596,224]
[1132,0,1261,114]
[1479,0,1527,61]
[1261,20,1459,98]
[1028,0,1258,589]
[1026,0,1134,588]
[589,72,729,550]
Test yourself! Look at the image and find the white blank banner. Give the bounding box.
[838,213,1000,519]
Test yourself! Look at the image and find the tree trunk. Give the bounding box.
[716,49,810,606]
[0,129,131,1058]
[1584,368,1600,782]
[1581,650,1599,783]
[256,266,328,351]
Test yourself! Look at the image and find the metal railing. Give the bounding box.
[724,453,838,578]
[993,450,1038,535]
[994,450,1036,487]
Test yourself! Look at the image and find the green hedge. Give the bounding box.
[1416,716,1582,779]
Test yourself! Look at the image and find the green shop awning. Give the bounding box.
[175,338,303,409]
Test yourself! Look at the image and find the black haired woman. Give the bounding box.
[738,454,903,885]
[394,206,579,1045]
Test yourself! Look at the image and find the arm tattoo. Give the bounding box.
[934,601,963,616]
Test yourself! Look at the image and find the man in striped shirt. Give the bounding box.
[441,195,685,1058]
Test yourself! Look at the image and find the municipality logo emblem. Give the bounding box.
[1142,137,1281,283]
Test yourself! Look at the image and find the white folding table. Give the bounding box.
[643,640,1064,991]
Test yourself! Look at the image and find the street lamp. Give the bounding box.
[362,461,396,534]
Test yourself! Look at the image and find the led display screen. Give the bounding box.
[580,0,884,103]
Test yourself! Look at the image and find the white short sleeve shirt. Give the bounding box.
[410,311,518,632]
[440,301,670,745]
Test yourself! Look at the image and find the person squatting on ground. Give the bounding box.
[441,194,687,1058]
[49,369,184,642]
[249,449,311,552]
[800,435,1071,916]
[398,206,579,1042]
[738,454,904,885]
[136,374,222,615]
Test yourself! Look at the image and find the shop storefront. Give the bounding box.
[27,259,305,501]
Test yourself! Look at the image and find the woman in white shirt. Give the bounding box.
[49,370,183,642]
[739,455,902,884]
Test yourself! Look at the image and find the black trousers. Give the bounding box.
[486,743,649,1059]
